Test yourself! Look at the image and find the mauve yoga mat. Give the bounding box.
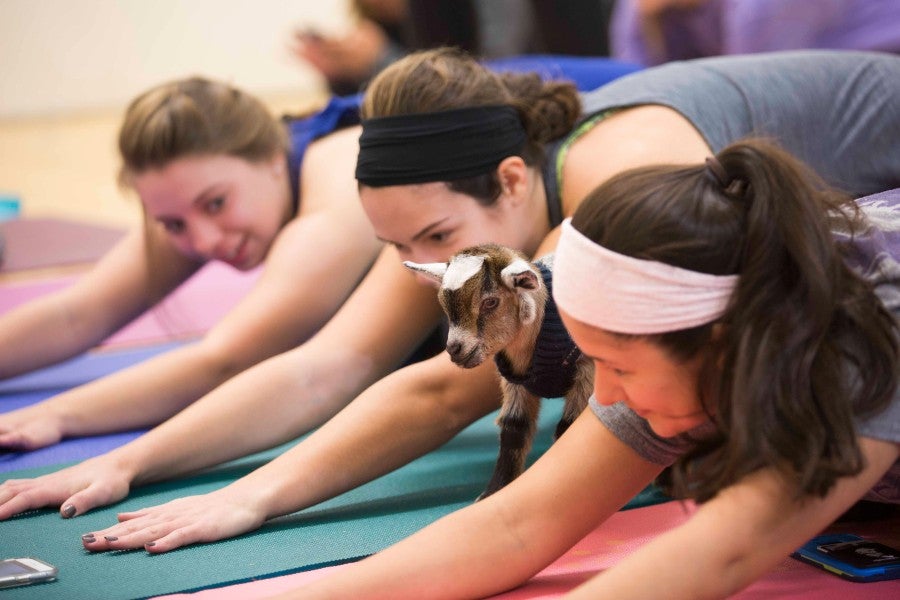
[155,502,900,600]
[0,405,669,600]
[0,218,125,272]
[0,262,260,350]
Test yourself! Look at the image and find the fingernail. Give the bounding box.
[104,536,118,542]
[82,534,96,541]
[145,542,156,547]
[62,505,76,518]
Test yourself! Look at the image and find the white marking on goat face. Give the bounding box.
[442,254,487,290]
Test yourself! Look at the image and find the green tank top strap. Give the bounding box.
[554,109,619,194]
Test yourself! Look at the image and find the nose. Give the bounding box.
[446,340,462,360]
[592,370,624,407]
[188,220,224,257]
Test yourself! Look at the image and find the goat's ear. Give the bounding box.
[500,259,540,291]
[403,261,447,285]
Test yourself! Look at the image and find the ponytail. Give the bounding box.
[684,140,898,501]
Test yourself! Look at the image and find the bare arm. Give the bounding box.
[0,245,441,521]
[286,410,664,599]
[566,437,899,599]
[74,353,504,552]
[0,229,194,379]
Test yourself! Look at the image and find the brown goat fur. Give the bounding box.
[404,243,594,499]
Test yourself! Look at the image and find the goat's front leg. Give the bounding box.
[478,384,541,501]
[555,358,595,440]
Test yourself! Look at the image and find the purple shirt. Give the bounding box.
[612,0,900,66]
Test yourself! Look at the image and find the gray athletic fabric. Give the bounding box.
[577,50,900,197]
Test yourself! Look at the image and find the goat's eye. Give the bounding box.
[481,297,499,311]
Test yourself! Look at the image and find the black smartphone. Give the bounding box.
[792,533,900,583]
[0,557,58,588]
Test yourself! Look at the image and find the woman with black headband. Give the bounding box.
[3,48,898,559]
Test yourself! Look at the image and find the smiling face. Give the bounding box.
[561,309,710,438]
[132,154,291,270]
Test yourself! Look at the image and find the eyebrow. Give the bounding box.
[376,217,451,245]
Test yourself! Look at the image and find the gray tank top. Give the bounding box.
[571,50,900,198]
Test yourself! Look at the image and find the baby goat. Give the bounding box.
[405,244,594,499]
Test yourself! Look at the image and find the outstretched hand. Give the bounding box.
[0,456,131,520]
[81,486,268,553]
[0,406,64,451]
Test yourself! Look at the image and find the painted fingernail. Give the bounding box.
[145,542,156,548]
[104,536,118,542]
[62,505,76,518]
[82,534,96,541]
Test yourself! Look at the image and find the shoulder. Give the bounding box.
[295,125,363,215]
[560,105,710,212]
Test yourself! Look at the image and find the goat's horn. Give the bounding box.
[403,261,447,284]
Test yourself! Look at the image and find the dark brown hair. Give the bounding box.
[360,47,581,204]
[571,138,898,502]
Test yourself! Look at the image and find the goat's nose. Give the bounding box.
[446,341,462,359]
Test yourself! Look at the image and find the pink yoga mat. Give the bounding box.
[154,501,900,599]
[0,262,260,347]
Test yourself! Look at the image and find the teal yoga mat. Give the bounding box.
[0,403,669,599]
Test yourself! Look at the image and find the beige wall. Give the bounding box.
[0,0,351,118]
[0,1,352,227]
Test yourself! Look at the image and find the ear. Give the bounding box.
[495,156,529,203]
[403,261,447,285]
[500,259,540,291]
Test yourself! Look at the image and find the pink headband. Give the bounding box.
[553,219,738,334]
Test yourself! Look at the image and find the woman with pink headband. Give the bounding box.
[290,139,899,598]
